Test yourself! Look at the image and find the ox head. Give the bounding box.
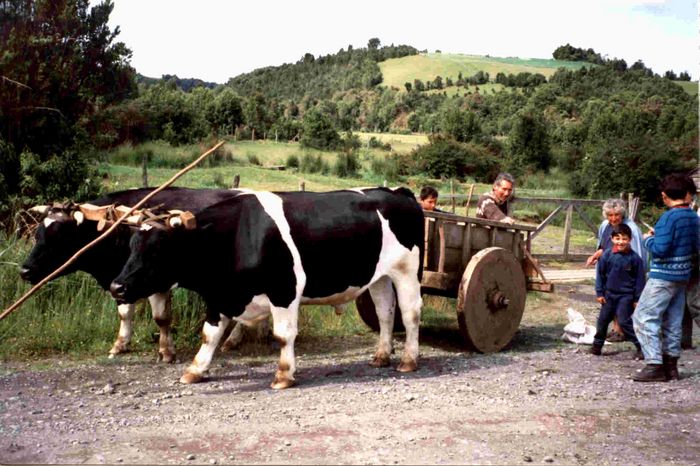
[19,203,91,284]
[110,210,196,304]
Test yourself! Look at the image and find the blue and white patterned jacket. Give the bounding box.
[644,207,700,282]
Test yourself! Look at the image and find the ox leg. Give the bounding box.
[148,293,176,363]
[222,296,272,351]
[109,303,135,358]
[368,276,396,368]
[390,261,423,373]
[221,321,245,352]
[270,305,299,389]
[180,314,230,384]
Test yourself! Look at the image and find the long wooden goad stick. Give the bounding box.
[0,140,225,322]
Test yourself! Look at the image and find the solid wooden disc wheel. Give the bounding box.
[355,287,405,332]
[456,247,526,353]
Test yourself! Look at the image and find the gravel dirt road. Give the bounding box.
[1,288,699,465]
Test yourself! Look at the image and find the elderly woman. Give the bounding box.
[586,198,646,267]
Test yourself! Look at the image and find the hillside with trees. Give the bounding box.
[227,39,419,100]
[0,0,697,226]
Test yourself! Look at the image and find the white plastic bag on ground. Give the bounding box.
[561,307,606,345]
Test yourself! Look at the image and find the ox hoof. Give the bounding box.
[397,357,418,373]
[180,372,204,384]
[108,344,128,357]
[270,377,295,390]
[369,353,391,368]
[220,341,238,353]
[159,352,176,364]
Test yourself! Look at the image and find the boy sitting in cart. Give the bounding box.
[591,223,646,358]
[419,186,444,212]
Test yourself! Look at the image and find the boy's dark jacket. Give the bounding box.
[595,247,646,301]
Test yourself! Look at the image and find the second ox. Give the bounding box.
[110,187,424,388]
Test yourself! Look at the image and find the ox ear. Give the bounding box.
[29,205,50,215]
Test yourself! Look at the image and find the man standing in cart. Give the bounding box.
[476,172,516,224]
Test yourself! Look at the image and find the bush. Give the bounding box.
[246,153,261,166]
[368,137,391,151]
[300,108,341,150]
[333,151,360,178]
[286,154,300,169]
[370,154,403,182]
[408,135,502,181]
[19,150,102,204]
[300,153,330,174]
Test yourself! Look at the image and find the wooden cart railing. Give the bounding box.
[421,211,547,294]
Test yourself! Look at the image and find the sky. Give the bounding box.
[103,0,698,83]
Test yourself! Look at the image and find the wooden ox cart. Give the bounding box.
[356,210,550,353]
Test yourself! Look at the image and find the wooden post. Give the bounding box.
[299,180,305,192]
[450,179,456,214]
[465,183,475,216]
[232,174,240,189]
[251,128,256,141]
[563,203,574,260]
[383,179,388,187]
[141,154,148,188]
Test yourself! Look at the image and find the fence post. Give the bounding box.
[383,179,388,187]
[563,203,574,260]
[232,174,240,189]
[141,154,148,188]
[299,180,305,192]
[465,183,475,217]
[450,179,456,213]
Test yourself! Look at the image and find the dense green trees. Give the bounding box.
[507,109,551,174]
[552,43,604,64]
[0,0,135,210]
[227,42,417,100]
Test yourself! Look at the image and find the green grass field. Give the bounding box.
[379,53,592,90]
[675,80,698,96]
[355,132,429,153]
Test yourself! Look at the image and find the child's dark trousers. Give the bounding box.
[594,292,640,347]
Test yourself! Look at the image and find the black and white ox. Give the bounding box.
[110,187,424,388]
[20,187,241,361]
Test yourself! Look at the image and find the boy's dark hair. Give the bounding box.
[659,173,694,201]
[611,223,632,238]
[420,186,438,200]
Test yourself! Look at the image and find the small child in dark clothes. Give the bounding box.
[591,223,646,356]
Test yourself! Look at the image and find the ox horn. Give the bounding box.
[168,211,196,230]
[72,210,85,225]
[29,205,50,215]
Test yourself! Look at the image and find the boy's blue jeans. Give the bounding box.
[632,278,687,364]
[593,292,639,348]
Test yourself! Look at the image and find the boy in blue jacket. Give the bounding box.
[633,174,700,382]
[591,223,645,357]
